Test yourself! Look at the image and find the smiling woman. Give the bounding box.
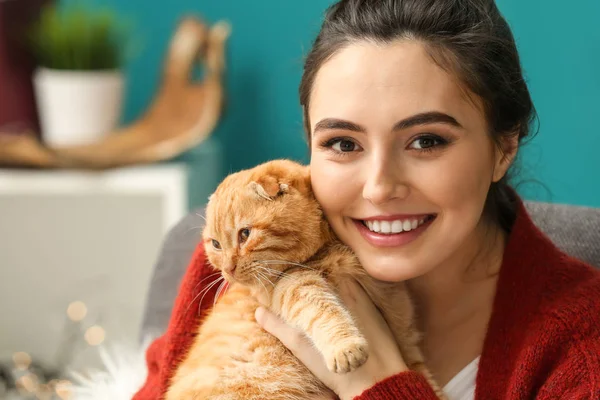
[133,1,600,400]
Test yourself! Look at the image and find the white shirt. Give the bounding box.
[443,356,480,400]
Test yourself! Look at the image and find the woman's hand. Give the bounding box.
[255,279,408,400]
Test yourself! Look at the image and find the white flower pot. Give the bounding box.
[33,68,125,148]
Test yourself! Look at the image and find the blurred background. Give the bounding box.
[0,0,599,398]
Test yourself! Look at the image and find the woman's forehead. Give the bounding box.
[308,39,483,132]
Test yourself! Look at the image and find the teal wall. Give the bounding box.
[62,0,599,208]
[496,0,600,207]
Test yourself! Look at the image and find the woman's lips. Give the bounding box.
[353,215,436,248]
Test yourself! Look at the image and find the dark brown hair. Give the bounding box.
[300,0,537,232]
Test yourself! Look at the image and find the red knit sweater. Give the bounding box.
[133,199,600,399]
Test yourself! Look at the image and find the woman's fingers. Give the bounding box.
[255,307,305,350]
[338,279,403,357]
[255,307,330,376]
[339,280,389,328]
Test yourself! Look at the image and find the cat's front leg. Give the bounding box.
[270,270,368,374]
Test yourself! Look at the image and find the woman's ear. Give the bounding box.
[492,133,519,182]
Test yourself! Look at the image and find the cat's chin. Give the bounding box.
[223,273,256,287]
[225,274,274,298]
[222,274,240,285]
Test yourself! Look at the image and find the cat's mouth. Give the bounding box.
[359,214,436,235]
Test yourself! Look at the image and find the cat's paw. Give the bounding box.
[326,337,369,374]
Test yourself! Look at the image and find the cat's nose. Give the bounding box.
[224,263,237,275]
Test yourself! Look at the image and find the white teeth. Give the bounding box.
[380,221,391,234]
[391,220,403,233]
[363,216,431,235]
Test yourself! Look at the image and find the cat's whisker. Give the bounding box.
[185,276,224,315]
[255,266,300,285]
[256,265,292,277]
[198,276,224,302]
[195,212,207,222]
[200,277,225,311]
[214,280,229,307]
[255,266,292,286]
[254,275,270,295]
[255,265,285,278]
[213,281,224,307]
[254,265,277,276]
[254,269,275,288]
[252,263,277,275]
[262,275,276,287]
[258,260,318,272]
[185,225,203,234]
[189,276,221,308]
[193,272,222,291]
[252,267,269,284]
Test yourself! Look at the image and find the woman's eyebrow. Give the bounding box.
[313,119,365,135]
[392,111,462,130]
[313,111,462,136]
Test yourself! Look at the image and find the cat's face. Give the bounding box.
[203,160,327,287]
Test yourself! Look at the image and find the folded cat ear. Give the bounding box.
[248,179,289,201]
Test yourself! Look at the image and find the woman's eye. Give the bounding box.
[332,139,357,152]
[239,228,250,243]
[212,239,221,250]
[320,137,362,155]
[409,135,446,150]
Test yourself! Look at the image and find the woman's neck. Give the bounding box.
[407,219,506,333]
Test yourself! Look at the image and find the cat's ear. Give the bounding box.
[248,178,289,201]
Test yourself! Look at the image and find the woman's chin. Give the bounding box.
[360,261,422,283]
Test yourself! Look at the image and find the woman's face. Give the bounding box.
[309,40,514,282]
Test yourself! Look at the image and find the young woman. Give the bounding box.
[135,1,600,399]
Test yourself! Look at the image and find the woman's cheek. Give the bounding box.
[311,159,353,213]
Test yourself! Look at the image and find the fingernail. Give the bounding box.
[255,307,265,324]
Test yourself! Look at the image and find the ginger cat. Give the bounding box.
[166,159,444,400]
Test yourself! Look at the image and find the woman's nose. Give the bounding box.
[362,157,409,205]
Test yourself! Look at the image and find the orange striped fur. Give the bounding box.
[165,159,444,400]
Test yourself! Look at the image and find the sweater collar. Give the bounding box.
[476,195,562,396]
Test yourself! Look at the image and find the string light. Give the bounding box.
[66,301,88,322]
[35,383,53,400]
[84,325,106,346]
[2,300,108,397]
[55,379,72,400]
[16,373,38,392]
[12,351,32,370]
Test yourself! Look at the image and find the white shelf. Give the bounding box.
[0,163,190,372]
[0,164,189,234]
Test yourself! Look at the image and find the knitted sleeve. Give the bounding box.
[353,371,439,400]
[133,243,220,399]
[535,334,600,399]
[533,273,600,399]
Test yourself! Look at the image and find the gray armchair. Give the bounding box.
[139,201,600,339]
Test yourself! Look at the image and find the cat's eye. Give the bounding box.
[212,239,221,250]
[239,228,251,243]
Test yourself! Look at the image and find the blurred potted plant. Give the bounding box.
[29,3,131,147]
